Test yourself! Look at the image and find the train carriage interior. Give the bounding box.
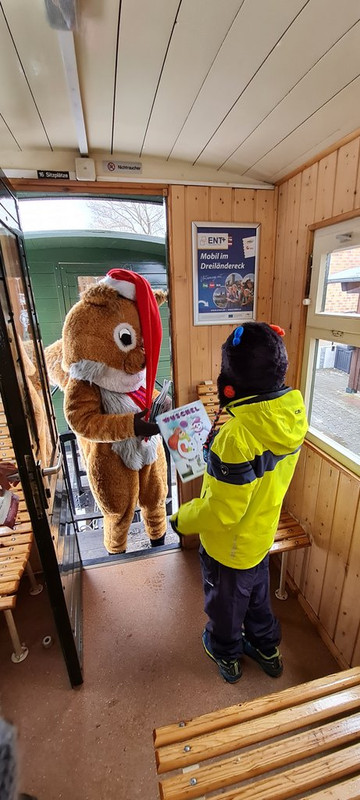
[0,1,360,799]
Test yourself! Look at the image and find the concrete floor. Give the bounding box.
[0,549,339,800]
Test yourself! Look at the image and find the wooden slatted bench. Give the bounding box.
[0,406,43,662]
[197,382,311,599]
[153,666,360,800]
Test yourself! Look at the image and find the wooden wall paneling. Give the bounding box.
[297,447,322,532]
[292,449,311,594]
[297,446,322,602]
[209,187,234,381]
[179,477,202,510]
[274,129,360,188]
[350,626,360,668]
[303,459,339,616]
[282,176,302,328]
[294,534,311,597]
[319,473,360,640]
[355,147,360,210]
[177,186,210,508]
[185,187,211,389]
[211,326,228,382]
[167,186,191,407]
[332,138,360,217]
[285,448,307,588]
[209,187,233,220]
[206,187,278,387]
[287,164,318,387]
[273,134,360,666]
[254,189,277,322]
[232,188,256,223]
[271,182,289,325]
[285,446,306,520]
[349,546,360,667]
[314,152,338,222]
[168,184,276,509]
[275,176,302,387]
[283,449,300,576]
[334,501,360,666]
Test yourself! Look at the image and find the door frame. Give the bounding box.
[0,178,83,686]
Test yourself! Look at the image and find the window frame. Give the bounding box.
[301,217,360,476]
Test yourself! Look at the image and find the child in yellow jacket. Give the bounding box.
[171,322,307,683]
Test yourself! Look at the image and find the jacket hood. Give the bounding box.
[226,388,308,455]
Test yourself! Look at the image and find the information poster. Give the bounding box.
[192,222,260,326]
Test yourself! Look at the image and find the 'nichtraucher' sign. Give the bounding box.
[102,160,142,175]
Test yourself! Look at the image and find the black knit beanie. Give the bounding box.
[217,321,288,407]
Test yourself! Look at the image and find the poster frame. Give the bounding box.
[192,221,260,326]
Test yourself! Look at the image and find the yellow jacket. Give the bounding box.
[173,388,307,569]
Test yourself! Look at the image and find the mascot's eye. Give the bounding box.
[113,322,137,352]
[119,329,132,346]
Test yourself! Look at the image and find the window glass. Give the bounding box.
[308,339,360,465]
[302,219,360,474]
[320,246,360,316]
[0,229,56,465]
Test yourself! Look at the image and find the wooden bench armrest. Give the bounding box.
[0,595,16,611]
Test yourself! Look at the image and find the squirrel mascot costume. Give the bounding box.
[45,269,169,554]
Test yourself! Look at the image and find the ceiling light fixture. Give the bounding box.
[44,1,88,155]
[57,30,88,155]
[44,0,78,31]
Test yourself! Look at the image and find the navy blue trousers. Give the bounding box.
[199,544,281,661]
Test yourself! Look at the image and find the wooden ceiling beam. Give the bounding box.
[8,179,168,196]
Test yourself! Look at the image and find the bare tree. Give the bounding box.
[86,199,166,236]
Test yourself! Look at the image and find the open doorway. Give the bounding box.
[17,194,180,565]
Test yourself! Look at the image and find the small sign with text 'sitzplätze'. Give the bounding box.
[37,170,70,179]
[103,160,142,175]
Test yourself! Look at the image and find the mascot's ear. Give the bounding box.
[81,283,119,308]
[153,289,168,307]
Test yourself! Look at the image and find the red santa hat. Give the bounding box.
[103,268,163,414]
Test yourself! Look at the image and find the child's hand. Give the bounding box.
[170,513,180,534]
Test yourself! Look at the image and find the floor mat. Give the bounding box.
[62,441,180,566]
[76,516,180,567]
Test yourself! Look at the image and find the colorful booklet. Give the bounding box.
[149,378,172,422]
[156,399,212,483]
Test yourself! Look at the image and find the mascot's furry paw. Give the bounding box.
[44,338,69,390]
[150,534,166,547]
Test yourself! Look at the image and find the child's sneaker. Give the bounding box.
[202,629,242,683]
[242,635,283,677]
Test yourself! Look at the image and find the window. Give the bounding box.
[302,218,360,475]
